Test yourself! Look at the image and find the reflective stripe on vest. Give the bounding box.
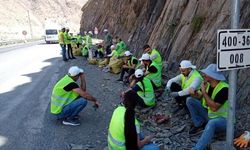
[150,49,162,68]
[128,56,138,68]
[108,106,140,150]
[146,61,162,87]
[202,81,229,119]
[180,70,203,90]
[50,75,79,114]
[136,77,156,106]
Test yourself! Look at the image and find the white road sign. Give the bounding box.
[217,29,250,71]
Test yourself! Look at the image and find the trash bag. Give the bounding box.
[98,58,109,67]
[88,58,98,65]
[108,58,124,74]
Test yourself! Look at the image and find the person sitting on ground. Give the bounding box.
[50,66,100,126]
[139,53,162,89]
[117,51,139,82]
[124,69,156,108]
[108,90,159,150]
[94,44,104,58]
[143,44,162,70]
[116,38,127,56]
[165,60,203,111]
[107,45,119,59]
[186,64,229,149]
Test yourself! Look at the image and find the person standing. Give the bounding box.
[103,29,113,55]
[108,90,159,150]
[58,27,67,61]
[50,66,100,126]
[186,64,229,149]
[64,28,76,59]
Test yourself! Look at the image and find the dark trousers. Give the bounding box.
[94,51,104,58]
[119,68,135,80]
[134,92,148,108]
[67,44,74,59]
[105,45,112,55]
[170,82,189,107]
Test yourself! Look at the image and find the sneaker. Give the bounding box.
[189,124,205,135]
[62,119,80,126]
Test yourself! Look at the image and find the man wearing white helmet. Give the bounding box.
[103,29,113,55]
[165,60,203,111]
[117,51,138,82]
[139,53,162,89]
[50,66,100,126]
[124,69,156,108]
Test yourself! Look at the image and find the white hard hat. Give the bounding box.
[110,45,115,50]
[68,66,84,76]
[124,51,132,56]
[135,69,144,78]
[88,31,93,35]
[103,29,108,32]
[139,53,150,61]
[179,60,196,69]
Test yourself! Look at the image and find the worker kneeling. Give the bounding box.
[50,66,100,126]
[108,90,159,150]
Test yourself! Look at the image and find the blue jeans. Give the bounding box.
[60,44,67,60]
[186,97,208,127]
[56,97,87,120]
[139,133,159,150]
[192,117,227,150]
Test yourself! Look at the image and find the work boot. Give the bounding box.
[189,123,206,135]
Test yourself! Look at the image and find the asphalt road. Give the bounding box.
[0,42,124,150]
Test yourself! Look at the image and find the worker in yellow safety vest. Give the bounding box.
[108,90,159,150]
[139,53,162,89]
[64,28,76,59]
[117,51,139,83]
[58,27,67,61]
[127,69,156,108]
[51,66,100,126]
[143,44,162,71]
[164,60,203,111]
[186,64,229,149]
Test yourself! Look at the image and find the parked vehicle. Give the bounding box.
[45,29,58,44]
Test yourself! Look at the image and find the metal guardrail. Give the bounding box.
[0,38,43,47]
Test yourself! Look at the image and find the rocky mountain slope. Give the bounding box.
[0,0,87,41]
[80,0,250,108]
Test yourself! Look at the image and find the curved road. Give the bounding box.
[0,42,122,150]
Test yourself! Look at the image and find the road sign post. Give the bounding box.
[217,0,241,149]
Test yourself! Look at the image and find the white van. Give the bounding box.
[45,29,58,44]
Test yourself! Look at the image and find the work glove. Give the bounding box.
[234,131,250,148]
[169,92,179,98]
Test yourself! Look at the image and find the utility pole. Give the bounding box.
[226,0,239,149]
[27,10,33,39]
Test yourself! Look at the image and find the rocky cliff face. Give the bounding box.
[0,0,87,41]
[80,0,250,108]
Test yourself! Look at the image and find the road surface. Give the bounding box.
[0,42,123,150]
